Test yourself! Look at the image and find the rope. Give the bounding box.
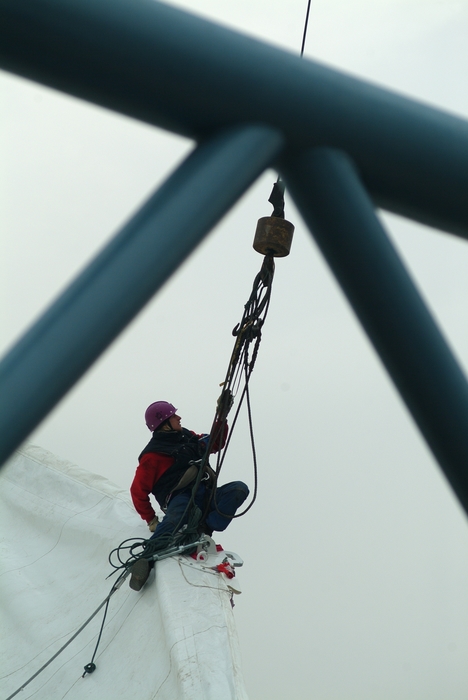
[196,251,274,522]
[300,0,312,56]
[5,570,128,700]
[211,359,259,520]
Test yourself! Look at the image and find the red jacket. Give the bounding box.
[130,424,228,523]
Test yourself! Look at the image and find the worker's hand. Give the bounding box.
[216,389,234,420]
[148,516,159,532]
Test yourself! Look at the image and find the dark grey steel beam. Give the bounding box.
[282,148,468,516]
[0,125,283,466]
[1,0,468,238]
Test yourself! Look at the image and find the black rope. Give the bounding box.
[269,0,312,237]
[5,570,127,700]
[300,0,312,56]
[82,597,111,677]
[196,252,274,522]
[210,357,259,520]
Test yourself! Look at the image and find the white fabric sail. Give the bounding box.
[0,445,248,700]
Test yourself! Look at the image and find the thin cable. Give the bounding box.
[82,597,111,677]
[300,0,312,56]
[5,571,126,700]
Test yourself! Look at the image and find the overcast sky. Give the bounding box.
[2,0,468,698]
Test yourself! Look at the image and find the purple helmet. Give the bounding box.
[145,401,177,431]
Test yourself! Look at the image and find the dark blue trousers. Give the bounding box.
[149,481,249,543]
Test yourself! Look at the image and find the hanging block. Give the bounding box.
[253,216,294,257]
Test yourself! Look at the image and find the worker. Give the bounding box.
[129,401,249,590]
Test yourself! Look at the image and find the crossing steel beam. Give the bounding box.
[0,125,283,464]
[283,148,468,515]
[1,0,468,237]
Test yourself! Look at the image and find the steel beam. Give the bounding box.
[1,0,468,237]
[282,148,468,516]
[0,125,283,465]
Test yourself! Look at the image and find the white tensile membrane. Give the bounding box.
[0,445,248,700]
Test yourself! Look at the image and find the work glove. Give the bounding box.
[148,516,159,532]
[216,388,234,421]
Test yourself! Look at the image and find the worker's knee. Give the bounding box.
[227,481,249,504]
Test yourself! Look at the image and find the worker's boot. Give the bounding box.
[197,521,213,538]
[129,558,151,591]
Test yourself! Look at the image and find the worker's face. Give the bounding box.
[169,414,182,431]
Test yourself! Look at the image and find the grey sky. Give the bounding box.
[2,0,468,698]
